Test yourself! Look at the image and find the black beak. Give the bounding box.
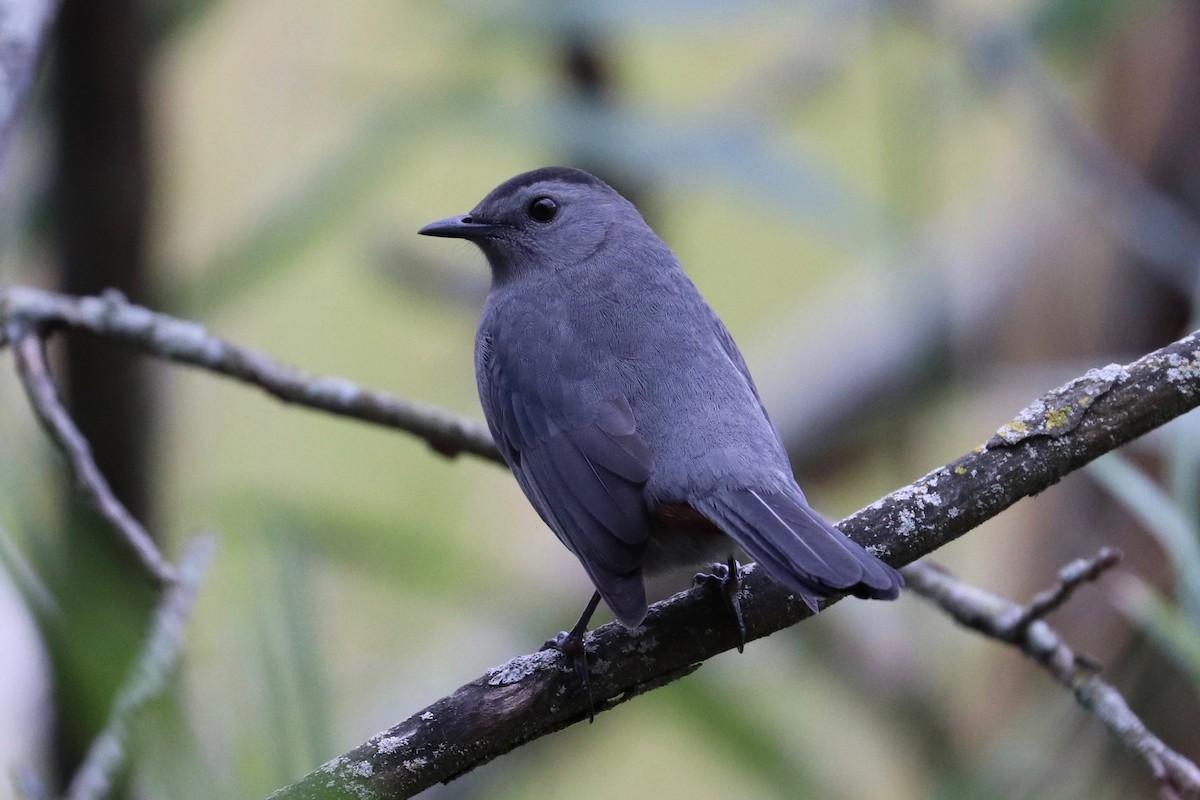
[417,215,497,239]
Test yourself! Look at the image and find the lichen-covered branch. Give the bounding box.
[9,324,176,583]
[903,554,1200,800]
[0,287,501,462]
[270,329,1200,799]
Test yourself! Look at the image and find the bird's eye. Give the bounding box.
[527,196,558,223]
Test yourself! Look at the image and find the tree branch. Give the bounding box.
[3,293,215,798]
[9,323,176,583]
[0,0,61,180]
[5,286,1200,796]
[0,287,501,462]
[1004,546,1123,635]
[267,329,1200,798]
[65,534,214,800]
[903,554,1200,800]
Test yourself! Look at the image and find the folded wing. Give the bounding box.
[483,351,656,626]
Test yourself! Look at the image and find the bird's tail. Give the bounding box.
[691,487,902,611]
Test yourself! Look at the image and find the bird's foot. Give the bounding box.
[540,591,602,722]
[694,556,747,653]
[541,629,593,721]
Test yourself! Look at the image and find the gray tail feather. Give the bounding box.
[692,487,903,609]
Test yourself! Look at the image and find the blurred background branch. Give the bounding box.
[0,0,59,179]
[64,534,212,800]
[9,324,175,583]
[2,302,208,796]
[0,286,500,461]
[904,552,1200,800]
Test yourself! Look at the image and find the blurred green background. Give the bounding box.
[3,0,1200,798]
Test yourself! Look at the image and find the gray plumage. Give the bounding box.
[419,166,902,628]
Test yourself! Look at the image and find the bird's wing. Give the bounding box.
[690,484,902,611]
[711,316,764,404]
[479,333,655,627]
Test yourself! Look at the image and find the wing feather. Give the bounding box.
[478,335,655,626]
[691,487,902,609]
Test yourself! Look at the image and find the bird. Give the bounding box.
[419,166,902,668]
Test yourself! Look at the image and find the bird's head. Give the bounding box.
[419,167,648,283]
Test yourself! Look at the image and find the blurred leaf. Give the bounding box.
[1086,453,1200,622]
[252,536,332,784]
[135,681,235,800]
[468,0,812,32]
[665,673,843,799]
[534,100,884,243]
[1168,416,1200,560]
[167,55,893,317]
[1029,0,1144,52]
[164,89,484,315]
[221,493,490,596]
[217,493,590,639]
[1114,576,1200,690]
[146,0,228,44]
[0,517,59,623]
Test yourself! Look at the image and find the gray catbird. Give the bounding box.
[420,166,902,649]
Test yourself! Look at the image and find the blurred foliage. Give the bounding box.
[1031,0,1141,51]
[1088,453,1200,622]
[1115,577,1200,689]
[3,1,1200,799]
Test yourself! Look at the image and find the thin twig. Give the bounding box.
[9,324,177,583]
[1007,546,1124,635]
[0,287,502,462]
[65,534,214,800]
[903,556,1200,800]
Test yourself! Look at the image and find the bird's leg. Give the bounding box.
[694,555,747,653]
[541,590,602,722]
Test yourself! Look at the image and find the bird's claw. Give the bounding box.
[694,556,747,653]
[542,628,595,721]
[543,590,603,722]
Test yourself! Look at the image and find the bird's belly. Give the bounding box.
[644,502,740,576]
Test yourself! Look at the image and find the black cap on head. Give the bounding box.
[479,166,610,204]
